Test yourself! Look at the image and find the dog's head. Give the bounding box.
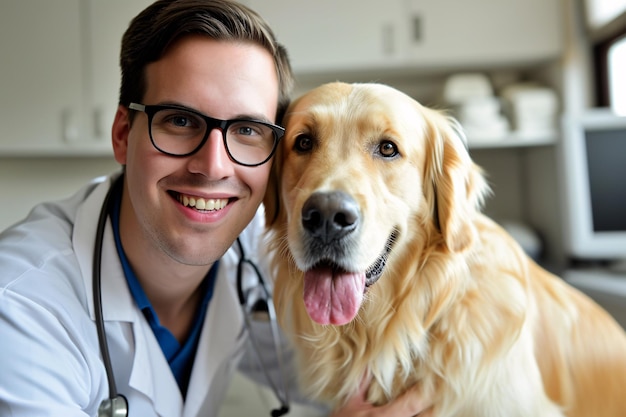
[265,82,489,326]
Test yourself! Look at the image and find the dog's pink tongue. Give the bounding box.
[303,266,365,326]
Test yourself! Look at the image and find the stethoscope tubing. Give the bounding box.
[93,176,128,417]
[94,176,121,399]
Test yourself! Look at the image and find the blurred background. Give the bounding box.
[1,1,625,415]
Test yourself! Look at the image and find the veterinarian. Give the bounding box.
[0,1,431,416]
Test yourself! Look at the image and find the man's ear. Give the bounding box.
[423,108,490,253]
[111,105,130,165]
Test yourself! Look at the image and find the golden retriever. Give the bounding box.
[263,82,626,416]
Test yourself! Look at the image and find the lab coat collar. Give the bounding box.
[124,265,245,417]
[74,173,133,323]
[184,266,244,417]
[133,316,185,416]
[122,237,245,417]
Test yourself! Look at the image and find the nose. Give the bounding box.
[301,191,360,243]
[187,128,235,178]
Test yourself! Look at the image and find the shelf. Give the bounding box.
[467,132,557,150]
[0,144,113,158]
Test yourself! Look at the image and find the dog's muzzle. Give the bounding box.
[299,190,397,284]
[298,190,398,325]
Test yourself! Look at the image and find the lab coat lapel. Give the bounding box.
[131,314,184,416]
[183,265,245,417]
[74,174,134,322]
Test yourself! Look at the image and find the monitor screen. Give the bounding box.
[559,109,626,261]
[586,128,626,232]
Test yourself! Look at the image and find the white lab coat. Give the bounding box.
[0,173,285,417]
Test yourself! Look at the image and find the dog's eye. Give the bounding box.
[294,134,314,153]
[378,140,399,158]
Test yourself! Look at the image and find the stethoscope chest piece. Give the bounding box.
[98,394,129,417]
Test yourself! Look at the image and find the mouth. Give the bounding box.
[302,229,398,326]
[171,191,230,212]
[365,229,398,287]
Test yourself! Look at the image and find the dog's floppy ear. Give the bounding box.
[263,141,283,228]
[422,108,490,253]
[264,98,295,228]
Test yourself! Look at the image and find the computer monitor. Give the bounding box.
[558,108,626,261]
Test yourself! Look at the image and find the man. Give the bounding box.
[0,1,430,416]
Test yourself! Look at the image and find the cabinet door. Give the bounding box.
[0,0,85,154]
[406,0,563,67]
[247,0,408,73]
[87,0,154,144]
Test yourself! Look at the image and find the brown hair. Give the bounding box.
[119,0,293,122]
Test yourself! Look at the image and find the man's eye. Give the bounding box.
[234,125,264,137]
[170,116,191,127]
[157,110,202,129]
[238,126,253,135]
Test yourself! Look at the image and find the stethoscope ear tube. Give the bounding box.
[236,237,290,416]
[93,176,129,417]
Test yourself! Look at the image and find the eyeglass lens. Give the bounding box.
[150,107,278,165]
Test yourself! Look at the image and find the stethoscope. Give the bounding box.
[93,176,290,417]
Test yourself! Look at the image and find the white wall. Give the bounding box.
[0,157,119,231]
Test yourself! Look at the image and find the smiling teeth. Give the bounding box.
[179,194,228,211]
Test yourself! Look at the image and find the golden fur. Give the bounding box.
[263,82,626,416]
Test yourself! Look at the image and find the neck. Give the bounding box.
[146,270,208,342]
[117,187,213,342]
[133,248,211,342]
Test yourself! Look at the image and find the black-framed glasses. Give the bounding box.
[129,103,285,167]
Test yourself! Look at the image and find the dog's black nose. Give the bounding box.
[301,191,360,243]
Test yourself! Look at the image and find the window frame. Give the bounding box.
[588,0,626,108]
[593,28,626,107]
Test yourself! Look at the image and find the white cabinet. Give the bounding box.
[247,0,563,75]
[0,1,565,155]
[0,0,85,154]
[406,0,563,67]
[247,0,408,73]
[0,0,151,156]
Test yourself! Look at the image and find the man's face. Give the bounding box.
[112,36,279,267]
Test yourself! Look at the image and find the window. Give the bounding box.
[608,36,626,115]
[585,0,626,30]
[589,0,626,112]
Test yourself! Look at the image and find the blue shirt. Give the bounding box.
[110,185,218,397]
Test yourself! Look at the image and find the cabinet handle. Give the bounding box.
[382,23,395,55]
[61,109,79,143]
[412,15,422,42]
[93,107,104,139]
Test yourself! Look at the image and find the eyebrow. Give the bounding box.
[154,100,274,124]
